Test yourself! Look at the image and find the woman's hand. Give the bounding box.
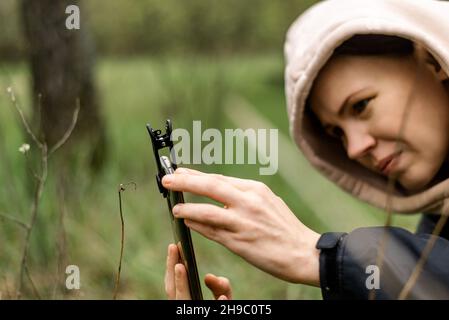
[165,244,232,300]
[162,168,321,286]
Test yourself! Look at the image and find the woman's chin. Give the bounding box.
[398,170,434,193]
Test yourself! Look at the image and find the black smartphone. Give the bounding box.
[146,119,203,300]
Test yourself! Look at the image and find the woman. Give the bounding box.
[164,0,449,299]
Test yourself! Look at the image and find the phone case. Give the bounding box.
[146,119,203,300]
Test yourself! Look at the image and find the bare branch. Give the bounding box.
[9,90,79,298]
[6,87,43,149]
[113,182,136,300]
[24,153,40,181]
[399,214,449,300]
[368,177,395,300]
[367,43,449,300]
[0,213,30,230]
[49,100,80,156]
[394,45,449,299]
[370,43,431,300]
[17,143,48,299]
[24,264,42,300]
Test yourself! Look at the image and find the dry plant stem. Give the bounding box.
[371,45,447,299]
[0,213,30,230]
[24,264,41,299]
[113,188,125,300]
[396,46,449,299]
[7,88,43,149]
[113,182,136,300]
[17,143,47,299]
[370,45,427,300]
[399,214,449,299]
[7,87,80,298]
[368,176,395,300]
[49,99,80,155]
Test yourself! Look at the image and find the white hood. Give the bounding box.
[284,0,449,214]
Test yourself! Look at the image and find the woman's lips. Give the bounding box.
[380,152,402,176]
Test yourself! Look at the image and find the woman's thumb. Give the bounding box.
[204,273,232,300]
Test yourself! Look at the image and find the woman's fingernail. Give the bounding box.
[162,175,173,185]
[172,204,180,215]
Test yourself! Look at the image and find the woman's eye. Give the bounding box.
[329,126,344,139]
[352,98,371,115]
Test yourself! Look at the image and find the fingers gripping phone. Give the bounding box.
[146,119,203,300]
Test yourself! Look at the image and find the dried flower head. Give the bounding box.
[6,87,16,102]
[19,143,30,154]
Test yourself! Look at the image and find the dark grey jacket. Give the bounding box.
[318,214,449,299]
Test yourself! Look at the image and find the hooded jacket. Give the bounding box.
[284,0,449,299]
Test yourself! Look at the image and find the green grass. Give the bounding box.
[0,54,419,299]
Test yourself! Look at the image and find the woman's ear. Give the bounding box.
[423,50,448,82]
[414,44,448,82]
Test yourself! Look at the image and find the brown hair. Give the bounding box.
[333,34,415,57]
[306,34,416,131]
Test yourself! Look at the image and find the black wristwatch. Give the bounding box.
[316,232,348,300]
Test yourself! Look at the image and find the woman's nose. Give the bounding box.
[345,126,376,160]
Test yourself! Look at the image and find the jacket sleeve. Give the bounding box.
[317,224,449,299]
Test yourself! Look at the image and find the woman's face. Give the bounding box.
[310,53,449,192]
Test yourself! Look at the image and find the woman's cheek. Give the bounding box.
[399,154,438,192]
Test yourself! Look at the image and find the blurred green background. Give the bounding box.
[0,0,420,300]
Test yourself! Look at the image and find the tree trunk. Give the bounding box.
[21,0,107,170]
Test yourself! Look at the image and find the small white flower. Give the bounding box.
[19,143,30,154]
[6,87,15,102]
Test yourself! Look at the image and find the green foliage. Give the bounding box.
[86,0,317,55]
[0,0,317,59]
